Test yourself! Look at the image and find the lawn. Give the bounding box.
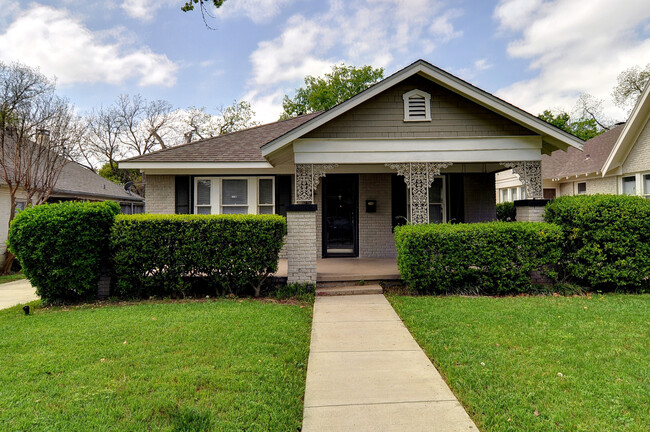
[389,294,649,432]
[0,271,25,284]
[0,299,312,431]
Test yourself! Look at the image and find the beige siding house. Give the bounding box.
[121,60,582,284]
[497,81,650,201]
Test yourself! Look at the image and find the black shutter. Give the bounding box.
[175,176,190,214]
[275,175,292,217]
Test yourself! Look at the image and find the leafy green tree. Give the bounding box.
[98,162,141,187]
[280,64,384,120]
[181,0,226,12]
[538,110,603,141]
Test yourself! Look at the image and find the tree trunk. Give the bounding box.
[2,251,15,275]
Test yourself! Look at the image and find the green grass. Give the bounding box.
[389,294,649,432]
[0,299,312,431]
[0,271,25,284]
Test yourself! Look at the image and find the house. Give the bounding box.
[1,159,144,268]
[497,81,650,201]
[120,59,582,284]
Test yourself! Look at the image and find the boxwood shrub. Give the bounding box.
[7,201,120,304]
[496,201,516,221]
[544,194,650,291]
[394,222,562,294]
[111,214,286,298]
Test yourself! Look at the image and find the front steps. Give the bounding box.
[315,284,383,296]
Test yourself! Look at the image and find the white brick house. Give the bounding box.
[121,60,582,283]
[497,81,650,201]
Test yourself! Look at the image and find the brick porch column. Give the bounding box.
[286,204,318,285]
[514,199,549,222]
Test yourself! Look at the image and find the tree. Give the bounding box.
[280,64,384,120]
[181,0,227,28]
[115,94,176,156]
[181,101,259,142]
[0,62,79,273]
[98,162,141,188]
[538,110,603,141]
[612,64,650,111]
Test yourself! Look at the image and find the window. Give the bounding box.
[622,176,636,195]
[500,189,508,203]
[221,179,248,214]
[195,180,212,214]
[14,201,26,216]
[258,178,275,214]
[428,178,445,223]
[193,177,274,215]
[403,89,432,121]
[510,187,518,201]
[577,182,587,194]
[520,187,526,200]
[644,174,650,198]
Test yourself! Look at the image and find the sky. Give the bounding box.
[1,0,650,125]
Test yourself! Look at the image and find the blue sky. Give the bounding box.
[1,0,650,123]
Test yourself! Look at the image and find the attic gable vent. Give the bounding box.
[403,89,431,122]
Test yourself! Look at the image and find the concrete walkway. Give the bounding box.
[0,279,38,310]
[302,292,479,432]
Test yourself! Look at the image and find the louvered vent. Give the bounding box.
[403,90,431,121]
[407,95,427,118]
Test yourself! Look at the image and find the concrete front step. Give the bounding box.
[316,284,383,296]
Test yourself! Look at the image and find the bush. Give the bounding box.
[111,214,286,298]
[496,201,516,221]
[544,194,650,291]
[8,201,120,304]
[274,282,315,303]
[394,222,562,294]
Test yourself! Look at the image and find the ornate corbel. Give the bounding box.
[295,163,339,202]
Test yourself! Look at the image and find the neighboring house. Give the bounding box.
[121,59,581,282]
[497,80,650,201]
[1,160,144,267]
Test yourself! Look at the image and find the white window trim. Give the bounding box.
[257,177,275,214]
[642,172,650,198]
[577,182,587,194]
[620,174,639,196]
[193,177,275,215]
[406,175,446,223]
[403,89,432,122]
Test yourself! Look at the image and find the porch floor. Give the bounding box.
[275,258,401,282]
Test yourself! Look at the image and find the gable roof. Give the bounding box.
[601,82,650,175]
[1,136,142,202]
[261,59,584,157]
[120,112,321,165]
[541,124,624,180]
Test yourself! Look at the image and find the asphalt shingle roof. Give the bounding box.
[542,124,624,179]
[122,112,322,163]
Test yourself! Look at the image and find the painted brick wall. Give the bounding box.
[464,173,496,223]
[359,174,396,258]
[622,117,650,174]
[286,210,317,284]
[585,177,618,194]
[304,75,534,139]
[145,175,175,214]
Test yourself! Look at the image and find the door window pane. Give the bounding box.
[222,179,248,205]
[622,176,636,195]
[197,180,210,205]
[258,179,273,205]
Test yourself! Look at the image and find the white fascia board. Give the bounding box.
[119,161,274,170]
[294,149,541,164]
[602,84,650,176]
[261,60,583,157]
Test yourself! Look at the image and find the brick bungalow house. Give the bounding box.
[120,60,583,284]
[497,80,650,201]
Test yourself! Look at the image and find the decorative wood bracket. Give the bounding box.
[295,163,339,202]
[500,160,542,199]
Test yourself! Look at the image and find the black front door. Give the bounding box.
[323,174,358,257]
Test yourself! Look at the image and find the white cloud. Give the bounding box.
[247,0,463,122]
[494,0,650,120]
[0,4,178,87]
[120,0,173,21]
[216,0,295,23]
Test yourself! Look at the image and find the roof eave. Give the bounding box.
[261,60,584,158]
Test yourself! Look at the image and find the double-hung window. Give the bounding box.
[643,173,650,199]
[622,176,636,195]
[194,177,275,215]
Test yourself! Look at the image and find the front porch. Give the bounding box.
[275,258,400,283]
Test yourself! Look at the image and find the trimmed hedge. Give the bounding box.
[8,201,120,304]
[395,222,562,294]
[544,194,650,291]
[111,214,286,298]
[496,201,516,221]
